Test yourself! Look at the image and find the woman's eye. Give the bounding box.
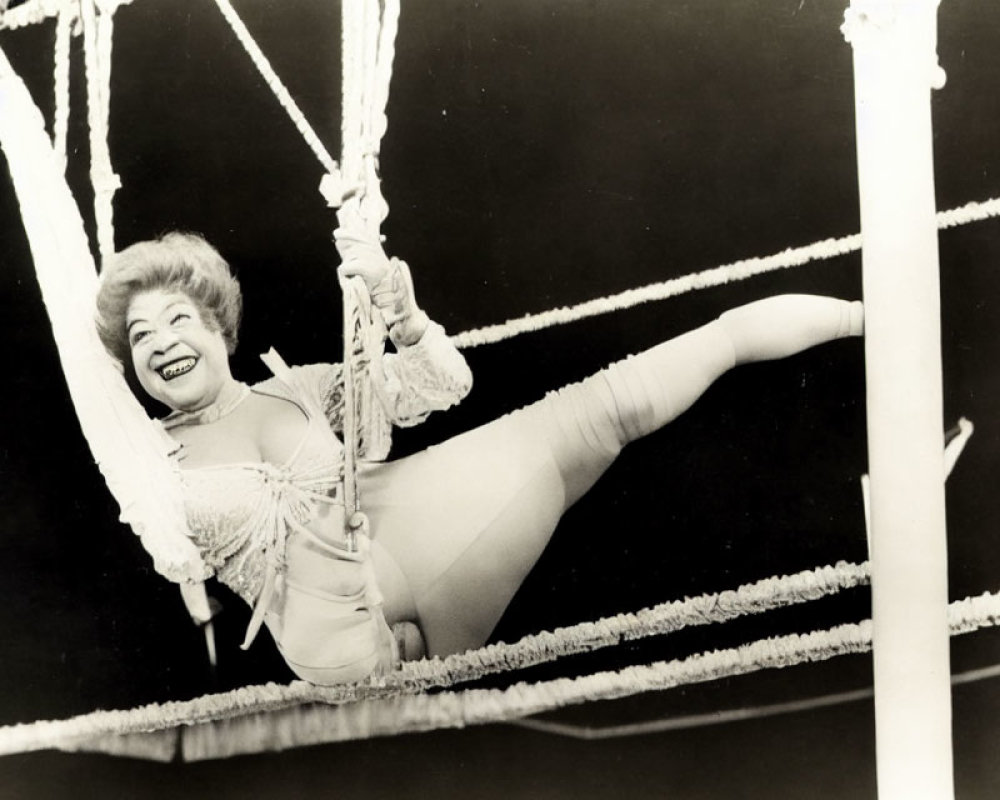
[170,313,191,326]
[130,330,151,346]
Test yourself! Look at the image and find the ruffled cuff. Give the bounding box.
[379,320,473,427]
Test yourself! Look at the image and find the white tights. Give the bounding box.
[362,295,864,656]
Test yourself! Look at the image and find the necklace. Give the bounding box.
[162,381,252,430]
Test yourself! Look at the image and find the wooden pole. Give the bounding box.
[843,1,953,797]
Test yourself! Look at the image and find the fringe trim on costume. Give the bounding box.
[452,196,1000,349]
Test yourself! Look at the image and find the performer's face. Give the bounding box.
[126,288,233,412]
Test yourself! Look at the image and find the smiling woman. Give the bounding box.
[105,249,245,442]
[4,0,1000,792]
[91,218,864,685]
[124,290,234,412]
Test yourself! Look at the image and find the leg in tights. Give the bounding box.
[549,294,863,507]
[368,295,863,656]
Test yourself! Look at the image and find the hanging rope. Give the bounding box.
[337,0,399,218]
[207,0,402,542]
[51,1,72,169]
[336,0,401,539]
[80,0,120,261]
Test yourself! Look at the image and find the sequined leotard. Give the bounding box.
[175,322,472,684]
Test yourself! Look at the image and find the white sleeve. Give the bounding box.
[377,320,473,427]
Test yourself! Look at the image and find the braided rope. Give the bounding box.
[339,0,399,215]
[451,196,1000,349]
[372,0,399,147]
[51,1,72,169]
[79,0,119,261]
[212,0,340,178]
[338,0,401,543]
[340,0,363,187]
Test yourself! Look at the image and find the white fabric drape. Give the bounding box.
[0,46,207,584]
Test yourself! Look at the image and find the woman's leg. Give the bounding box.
[551,294,863,506]
[368,295,863,656]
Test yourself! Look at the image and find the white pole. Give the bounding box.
[843,2,953,797]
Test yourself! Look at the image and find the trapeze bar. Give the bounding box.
[844,0,953,797]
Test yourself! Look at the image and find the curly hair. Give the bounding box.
[96,232,242,367]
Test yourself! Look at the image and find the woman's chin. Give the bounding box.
[153,381,208,413]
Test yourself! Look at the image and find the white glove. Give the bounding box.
[334,202,392,290]
[335,203,428,346]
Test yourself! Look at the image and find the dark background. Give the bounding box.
[1,0,999,797]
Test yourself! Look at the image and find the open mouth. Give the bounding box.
[157,357,197,381]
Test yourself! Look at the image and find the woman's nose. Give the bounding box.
[152,328,180,353]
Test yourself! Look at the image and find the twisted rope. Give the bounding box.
[451,196,1000,349]
[80,0,120,262]
[338,0,399,214]
[212,0,340,179]
[51,1,72,169]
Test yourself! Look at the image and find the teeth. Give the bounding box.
[159,358,196,380]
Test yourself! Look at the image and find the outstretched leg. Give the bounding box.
[367,295,863,657]
[549,294,864,506]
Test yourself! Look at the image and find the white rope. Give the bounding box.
[936,196,1000,228]
[372,0,399,148]
[211,0,340,179]
[340,0,363,190]
[79,0,120,261]
[51,1,72,170]
[5,587,1000,758]
[340,0,365,190]
[336,0,400,542]
[0,0,66,29]
[512,660,1000,740]
[188,624,876,758]
[336,0,399,216]
[0,560,872,743]
[396,561,870,690]
[451,196,1000,349]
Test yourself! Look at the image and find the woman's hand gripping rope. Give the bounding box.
[334,203,429,347]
